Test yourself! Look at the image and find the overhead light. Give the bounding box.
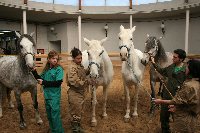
[104,24,109,37]
[0,33,4,35]
[2,30,12,33]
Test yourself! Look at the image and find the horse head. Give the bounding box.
[83,37,107,79]
[118,25,136,61]
[15,31,36,69]
[142,34,163,63]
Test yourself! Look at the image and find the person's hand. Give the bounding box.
[153,99,163,104]
[88,78,97,86]
[31,67,37,71]
[37,79,43,85]
[168,105,176,112]
[150,56,155,64]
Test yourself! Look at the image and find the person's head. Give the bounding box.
[186,59,200,79]
[47,50,59,67]
[173,49,186,64]
[71,47,82,65]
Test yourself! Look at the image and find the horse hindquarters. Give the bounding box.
[0,84,3,118]
[0,84,11,118]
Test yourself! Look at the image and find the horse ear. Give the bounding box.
[147,34,150,38]
[120,25,124,31]
[131,26,136,33]
[83,37,91,46]
[15,31,21,38]
[30,32,35,37]
[100,37,107,45]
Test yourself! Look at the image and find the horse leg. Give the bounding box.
[102,85,108,118]
[30,88,43,125]
[150,78,156,98]
[7,88,14,108]
[14,91,26,129]
[150,76,156,114]
[124,84,131,122]
[91,86,97,127]
[0,86,2,118]
[132,84,139,117]
[157,82,163,96]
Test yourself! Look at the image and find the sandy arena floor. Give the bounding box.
[0,66,200,133]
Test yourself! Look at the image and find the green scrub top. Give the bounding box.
[41,66,64,100]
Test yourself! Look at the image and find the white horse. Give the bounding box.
[118,25,146,121]
[82,37,113,127]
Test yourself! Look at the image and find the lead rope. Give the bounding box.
[126,59,159,111]
[148,56,174,99]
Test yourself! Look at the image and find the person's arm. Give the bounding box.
[41,80,63,87]
[32,69,42,79]
[150,57,169,77]
[67,65,87,88]
[40,66,64,88]
[154,99,174,105]
[172,83,198,105]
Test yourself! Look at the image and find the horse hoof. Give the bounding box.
[91,121,97,127]
[37,119,43,125]
[19,123,27,130]
[8,105,14,109]
[132,113,138,117]
[102,115,108,119]
[124,117,130,123]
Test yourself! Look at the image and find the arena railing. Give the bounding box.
[0,53,199,68]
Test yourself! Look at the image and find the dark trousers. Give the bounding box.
[160,104,171,133]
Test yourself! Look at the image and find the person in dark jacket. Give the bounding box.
[151,49,187,133]
[154,59,200,133]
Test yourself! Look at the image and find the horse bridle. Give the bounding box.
[144,38,158,57]
[88,49,104,70]
[119,45,132,57]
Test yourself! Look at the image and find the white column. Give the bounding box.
[78,15,82,50]
[23,10,27,34]
[130,15,132,28]
[185,9,190,54]
[135,0,138,5]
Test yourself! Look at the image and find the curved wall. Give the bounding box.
[0,17,199,54]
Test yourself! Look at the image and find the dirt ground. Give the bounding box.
[0,66,199,133]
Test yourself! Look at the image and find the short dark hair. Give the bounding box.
[174,49,186,61]
[70,47,82,58]
[187,59,200,79]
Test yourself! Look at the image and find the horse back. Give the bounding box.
[0,56,36,90]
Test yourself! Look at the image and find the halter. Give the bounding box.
[88,49,104,70]
[119,45,131,57]
[144,38,158,57]
[24,52,34,57]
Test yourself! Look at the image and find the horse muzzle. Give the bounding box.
[120,53,128,61]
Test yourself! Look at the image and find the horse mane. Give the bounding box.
[16,34,36,54]
[151,36,167,62]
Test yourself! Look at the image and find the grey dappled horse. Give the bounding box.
[0,32,43,129]
[142,35,173,113]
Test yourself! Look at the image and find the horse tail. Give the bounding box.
[0,84,8,104]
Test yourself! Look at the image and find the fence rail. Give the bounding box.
[1,53,200,68]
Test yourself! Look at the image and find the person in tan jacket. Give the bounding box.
[67,47,94,133]
[154,59,200,133]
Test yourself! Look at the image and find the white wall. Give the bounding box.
[0,16,200,54]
